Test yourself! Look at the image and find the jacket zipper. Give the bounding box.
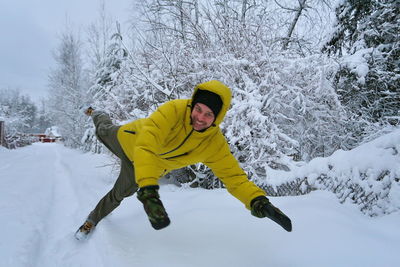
[159,129,194,158]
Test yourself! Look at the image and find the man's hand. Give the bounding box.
[251,196,292,232]
[137,186,170,230]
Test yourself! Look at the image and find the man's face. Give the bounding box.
[191,103,215,131]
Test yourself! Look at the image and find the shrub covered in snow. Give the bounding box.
[261,128,400,216]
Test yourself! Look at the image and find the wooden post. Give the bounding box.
[0,121,4,147]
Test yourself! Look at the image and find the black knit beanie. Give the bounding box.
[192,89,223,117]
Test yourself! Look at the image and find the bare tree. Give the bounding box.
[274,0,309,50]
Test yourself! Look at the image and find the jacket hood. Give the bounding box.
[191,80,232,126]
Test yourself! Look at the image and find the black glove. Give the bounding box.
[137,186,170,230]
[251,196,292,232]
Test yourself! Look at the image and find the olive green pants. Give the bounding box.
[87,111,138,225]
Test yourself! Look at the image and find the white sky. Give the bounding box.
[0,0,135,102]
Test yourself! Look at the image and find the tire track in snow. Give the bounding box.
[33,144,107,267]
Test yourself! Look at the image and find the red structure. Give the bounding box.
[31,134,57,143]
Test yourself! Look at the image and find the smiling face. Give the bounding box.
[191,103,215,131]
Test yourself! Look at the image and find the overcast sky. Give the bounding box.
[0,0,134,102]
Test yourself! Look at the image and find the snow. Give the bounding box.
[45,126,61,137]
[264,128,400,216]
[341,48,372,85]
[1,143,399,267]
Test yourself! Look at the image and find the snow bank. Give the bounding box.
[262,128,400,216]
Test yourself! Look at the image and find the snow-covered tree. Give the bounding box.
[0,88,38,134]
[113,0,348,186]
[85,0,114,72]
[323,0,400,129]
[221,53,352,185]
[33,100,52,133]
[47,29,90,148]
[0,88,40,148]
[89,24,131,119]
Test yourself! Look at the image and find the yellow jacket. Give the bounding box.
[117,80,266,209]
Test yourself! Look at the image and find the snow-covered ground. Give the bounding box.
[1,143,399,267]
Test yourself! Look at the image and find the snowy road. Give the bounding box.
[0,143,399,267]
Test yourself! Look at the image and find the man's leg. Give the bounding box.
[87,158,138,225]
[89,111,138,224]
[76,110,137,239]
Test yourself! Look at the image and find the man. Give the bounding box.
[75,80,292,240]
